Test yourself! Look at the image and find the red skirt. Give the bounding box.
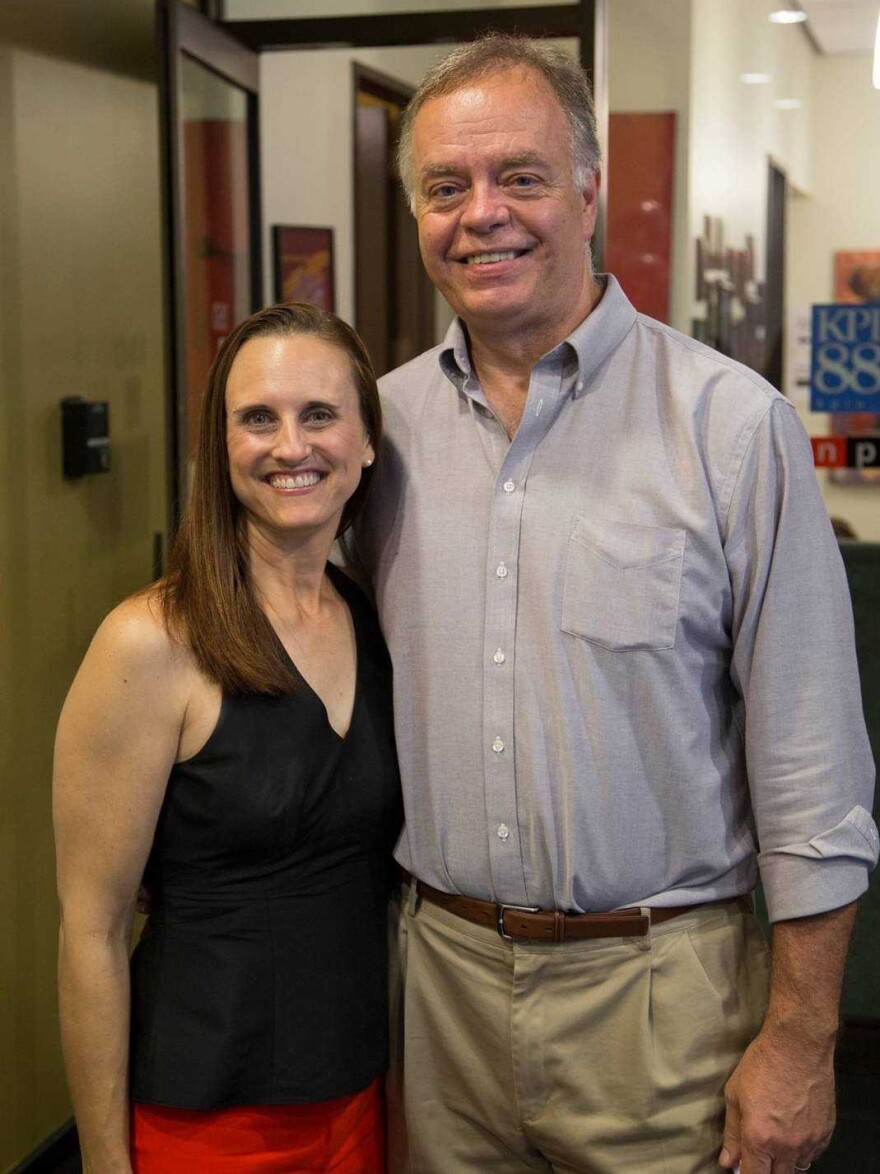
[131,1077,385,1173]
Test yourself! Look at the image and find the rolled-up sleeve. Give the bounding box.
[724,399,878,921]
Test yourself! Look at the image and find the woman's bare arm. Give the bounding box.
[54,595,189,1173]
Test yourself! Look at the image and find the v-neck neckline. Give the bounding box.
[273,564,360,742]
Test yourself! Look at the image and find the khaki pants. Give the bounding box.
[387,888,769,1174]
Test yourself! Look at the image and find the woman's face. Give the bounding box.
[225,333,374,547]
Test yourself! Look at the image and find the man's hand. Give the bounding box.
[718,1022,835,1172]
[718,901,857,1173]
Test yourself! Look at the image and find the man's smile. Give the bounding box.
[461,248,530,265]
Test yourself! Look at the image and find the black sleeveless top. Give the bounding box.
[129,566,402,1109]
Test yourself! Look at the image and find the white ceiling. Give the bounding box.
[798,0,879,55]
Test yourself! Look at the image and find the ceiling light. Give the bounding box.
[769,9,807,24]
[740,72,773,84]
[774,98,803,109]
[874,9,880,89]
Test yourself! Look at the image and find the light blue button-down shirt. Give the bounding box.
[356,276,878,921]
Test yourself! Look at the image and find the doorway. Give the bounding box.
[354,64,434,376]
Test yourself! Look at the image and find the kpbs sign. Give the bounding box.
[811,303,880,412]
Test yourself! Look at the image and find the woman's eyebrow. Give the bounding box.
[229,400,271,416]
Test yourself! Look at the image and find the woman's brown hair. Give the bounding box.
[159,302,381,695]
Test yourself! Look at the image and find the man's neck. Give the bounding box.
[466,277,603,438]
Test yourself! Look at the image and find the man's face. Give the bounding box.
[411,67,599,345]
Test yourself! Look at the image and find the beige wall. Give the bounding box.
[0,2,168,1167]
[787,54,880,541]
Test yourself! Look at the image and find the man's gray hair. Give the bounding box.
[397,34,601,212]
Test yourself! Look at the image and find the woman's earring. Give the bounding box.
[364,458,373,467]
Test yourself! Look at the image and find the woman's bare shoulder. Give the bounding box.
[84,587,193,685]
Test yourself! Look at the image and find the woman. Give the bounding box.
[53,303,402,1173]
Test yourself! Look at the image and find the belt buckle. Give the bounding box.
[496,902,541,940]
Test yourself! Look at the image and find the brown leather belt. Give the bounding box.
[402,872,737,943]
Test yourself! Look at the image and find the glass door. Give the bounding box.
[158,0,262,508]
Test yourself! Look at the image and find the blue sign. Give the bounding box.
[810,303,880,412]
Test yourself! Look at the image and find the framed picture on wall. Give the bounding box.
[834,249,880,303]
[272,225,335,311]
[828,249,880,485]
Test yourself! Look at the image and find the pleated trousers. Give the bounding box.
[387,888,769,1174]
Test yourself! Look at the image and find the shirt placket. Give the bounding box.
[482,358,569,905]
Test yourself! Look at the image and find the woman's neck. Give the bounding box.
[245,522,335,620]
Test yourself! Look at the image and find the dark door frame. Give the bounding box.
[157,0,263,516]
[764,159,786,391]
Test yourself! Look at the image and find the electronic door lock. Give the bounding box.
[61,396,111,479]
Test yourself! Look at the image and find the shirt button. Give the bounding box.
[496,563,508,579]
[503,480,515,493]
[493,648,506,665]
[497,824,510,840]
[492,737,505,753]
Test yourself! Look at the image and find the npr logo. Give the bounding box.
[811,436,880,469]
[811,303,880,412]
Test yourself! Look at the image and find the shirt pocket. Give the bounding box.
[561,516,686,651]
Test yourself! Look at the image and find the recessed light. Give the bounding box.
[774,98,803,109]
[769,9,807,23]
[740,72,773,84]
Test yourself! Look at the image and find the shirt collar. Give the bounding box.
[437,274,639,397]
[438,318,472,391]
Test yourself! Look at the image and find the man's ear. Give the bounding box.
[582,168,601,241]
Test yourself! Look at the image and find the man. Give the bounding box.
[354,35,878,1174]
